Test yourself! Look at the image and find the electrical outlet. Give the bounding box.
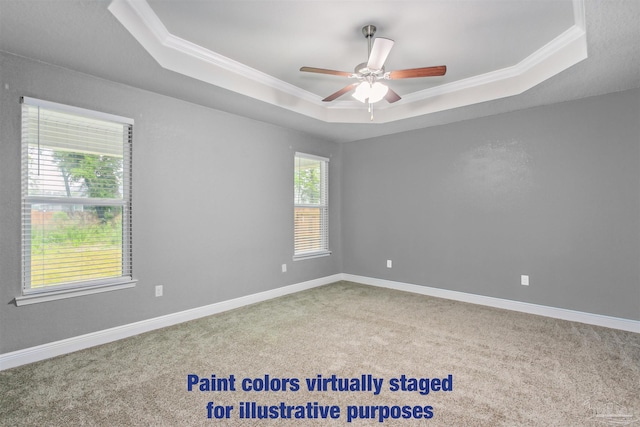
[155,285,163,297]
[282,264,287,273]
[387,260,392,268]
[521,275,529,286]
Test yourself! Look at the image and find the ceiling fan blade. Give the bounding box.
[385,88,402,103]
[322,83,358,102]
[388,65,447,79]
[367,37,394,71]
[300,67,352,77]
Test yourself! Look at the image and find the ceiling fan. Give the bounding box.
[300,25,447,119]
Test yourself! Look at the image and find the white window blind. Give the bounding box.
[21,97,133,294]
[294,153,330,259]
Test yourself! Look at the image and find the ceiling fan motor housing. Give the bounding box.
[355,62,385,77]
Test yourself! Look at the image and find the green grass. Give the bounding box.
[30,245,122,288]
[29,210,124,288]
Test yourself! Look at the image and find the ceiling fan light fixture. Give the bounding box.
[352,81,389,103]
[369,82,389,103]
[352,82,369,102]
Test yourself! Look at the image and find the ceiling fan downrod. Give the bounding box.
[362,24,377,58]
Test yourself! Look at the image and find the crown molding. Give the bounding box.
[108,0,587,124]
[108,0,320,102]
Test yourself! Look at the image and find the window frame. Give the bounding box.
[15,97,136,306]
[293,152,331,261]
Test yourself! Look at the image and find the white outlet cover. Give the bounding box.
[521,275,529,286]
[282,264,287,273]
[155,285,163,297]
[387,260,392,268]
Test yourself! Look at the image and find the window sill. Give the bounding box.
[14,279,138,306]
[293,251,332,261]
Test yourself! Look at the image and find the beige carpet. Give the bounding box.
[1,281,639,426]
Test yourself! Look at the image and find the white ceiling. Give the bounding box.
[1,0,639,143]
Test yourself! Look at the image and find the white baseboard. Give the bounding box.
[0,274,341,371]
[2,272,637,371]
[343,274,640,334]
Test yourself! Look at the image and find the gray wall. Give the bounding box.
[1,50,638,356]
[0,52,342,354]
[342,88,640,320]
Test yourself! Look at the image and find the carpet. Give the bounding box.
[1,281,638,426]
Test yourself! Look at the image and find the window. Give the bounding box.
[294,152,330,259]
[18,97,134,303]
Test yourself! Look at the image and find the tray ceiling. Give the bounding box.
[109,0,586,124]
[1,0,638,142]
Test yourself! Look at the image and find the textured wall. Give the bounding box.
[342,89,640,320]
[1,50,638,356]
[0,52,342,353]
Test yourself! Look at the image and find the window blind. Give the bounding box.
[294,153,330,259]
[21,97,133,294]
